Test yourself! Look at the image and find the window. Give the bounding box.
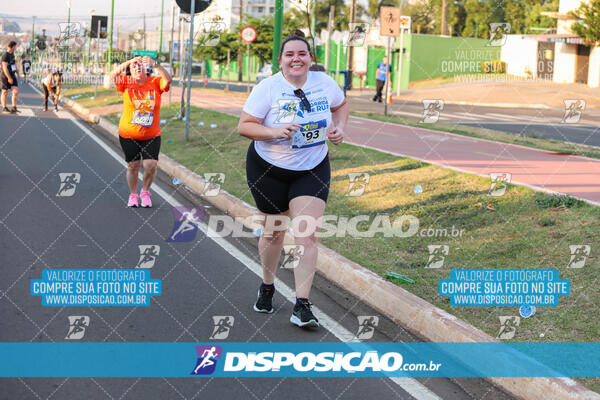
[269,6,274,13]
[257,6,264,12]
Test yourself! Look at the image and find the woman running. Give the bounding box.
[41,71,62,111]
[238,34,348,328]
[109,56,172,208]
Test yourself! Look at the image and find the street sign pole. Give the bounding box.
[240,26,257,92]
[396,28,404,97]
[246,42,250,93]
[380,6,401,116]
[185,0,195,142]
[384,36,390,116]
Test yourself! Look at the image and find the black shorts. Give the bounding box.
[1,74,17,90]
[119,136,161,163]
[246,141,330,214]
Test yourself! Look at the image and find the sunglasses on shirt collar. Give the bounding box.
[293,88,311,113]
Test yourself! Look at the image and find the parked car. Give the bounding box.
[256,63,273,83]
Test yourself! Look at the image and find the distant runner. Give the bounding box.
[1,41,20,114]
[21,57,31,82]
[41,71,62,112]
[109,56,172,208]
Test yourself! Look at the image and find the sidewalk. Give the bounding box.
[346,79,600,109]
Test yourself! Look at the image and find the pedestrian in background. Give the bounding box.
[1,41,20,113]
[372,56,390,103]
[21,57,31,83]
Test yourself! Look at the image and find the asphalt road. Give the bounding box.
[350,96,600,148]
[0,83,513,400]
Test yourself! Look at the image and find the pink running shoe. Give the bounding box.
[127,193,139,207]
[140,190,152,208]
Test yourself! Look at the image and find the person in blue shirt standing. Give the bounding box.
[372,57,389,103]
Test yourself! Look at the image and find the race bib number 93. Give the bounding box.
[291,119,327,149]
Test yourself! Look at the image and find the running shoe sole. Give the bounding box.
[290,314,319,328]
[253,290,274,313]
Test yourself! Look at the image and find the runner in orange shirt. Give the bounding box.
[110,56,172,207]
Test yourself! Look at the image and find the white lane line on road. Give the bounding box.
[55,111,73,119]
[66,117,442,400]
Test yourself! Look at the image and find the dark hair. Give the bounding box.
[8,41,17,48]
[279,35,312,58]
[288,29,305,38]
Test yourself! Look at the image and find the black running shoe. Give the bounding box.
[253,285,274,313]
[10,107,19,114]
[290,299,319,328]
[2,107,9,113]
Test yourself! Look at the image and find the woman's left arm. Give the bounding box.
[146,56,172,87]
[327,100,349,145]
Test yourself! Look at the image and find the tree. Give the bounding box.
[570,0,600,44]
[194,15,303,67]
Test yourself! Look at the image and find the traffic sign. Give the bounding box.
[240,26,257,43]
[400,15,411,31]
[132,50,158,58]
[176,0,212,14]
[380,7,401,36]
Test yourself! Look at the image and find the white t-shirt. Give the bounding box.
[243,71,345,171]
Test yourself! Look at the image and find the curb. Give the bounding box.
[71,102,598,400]
[61,97,100,124]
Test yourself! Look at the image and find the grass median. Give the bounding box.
[103,102,600,390]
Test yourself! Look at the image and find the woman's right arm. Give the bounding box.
[110,57,137,87]
[238,112,298,141]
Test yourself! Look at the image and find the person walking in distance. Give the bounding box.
[239,34,348,328]
[372,56,390,103]
[1,41,20,113]
[21,57,31,83]
[109,56,172,208]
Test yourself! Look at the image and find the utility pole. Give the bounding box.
[325,5,334,71]
[66,0,71,68]
[143,14,147,50]
[159,0,165,55]
[169,1,175,104]
[238,0,243,82]
[108,0,115,68]
[178,16,187,118]
[345,0,356,90]
[311,1,317,60]
[185,0,196,141]
[31,16,35,64]
[441,0,448,36]
[272,0,283,72]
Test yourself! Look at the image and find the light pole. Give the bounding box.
[31,16,35,64]
[272,0,283,73]
[65,0,71,68]
[159,0,165,55]
[87,10,95,70]
[108,0,115,69]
